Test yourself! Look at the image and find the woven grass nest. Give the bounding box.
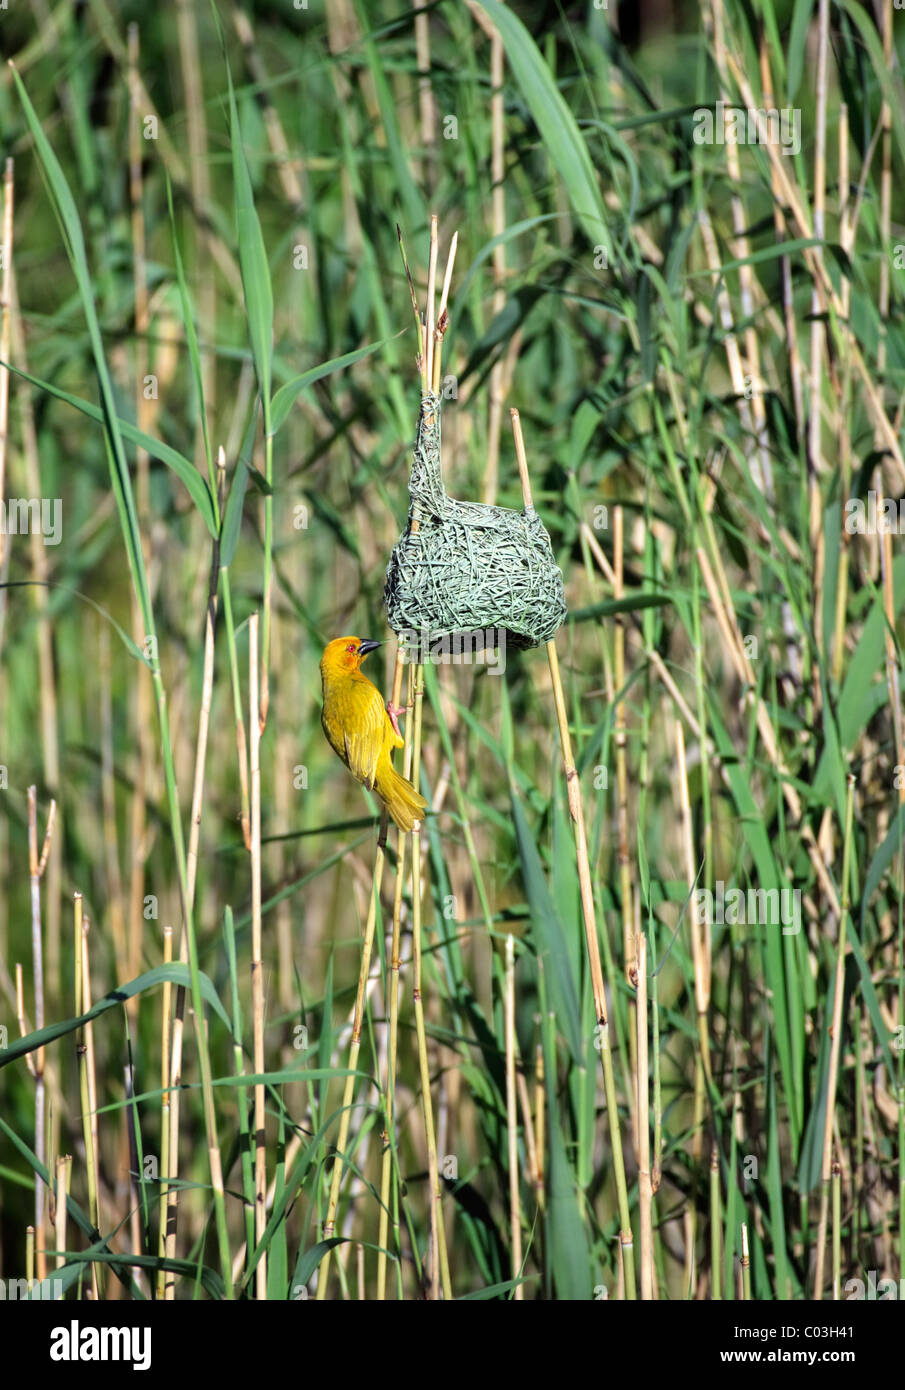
[384,392,567,651]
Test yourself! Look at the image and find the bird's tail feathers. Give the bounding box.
[376,762,427,833]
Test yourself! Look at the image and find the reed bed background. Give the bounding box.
[0,0,903,1302]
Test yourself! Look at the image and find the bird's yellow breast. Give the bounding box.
[321,668,397,784]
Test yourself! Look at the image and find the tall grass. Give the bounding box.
[0,0,903,1301]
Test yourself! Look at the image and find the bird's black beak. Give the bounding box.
[358,639,382,656]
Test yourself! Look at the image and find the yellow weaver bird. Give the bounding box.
[319,636,427,832]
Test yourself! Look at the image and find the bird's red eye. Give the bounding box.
[347,643,356,653]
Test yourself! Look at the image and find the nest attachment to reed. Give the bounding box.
[384,393,567,650]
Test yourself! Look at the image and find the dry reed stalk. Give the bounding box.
[534,1041,545,1212]
[409,658,451,1298]
[510,408,636,1298]
[613,505,631,962]
[99,627,128,978]
[516,1069,539,1200]
[28,785,55,1280]
[54,1154,70,1272]
[122,1060,143,1299]
[377,654,411,1300]
[186,450,224,911]
[425,215,439,386]
[73,896,99,1296]
[635,931,653,1299]
[814,774,855,1297]
[853,1008,866,1269]
[157,922,173,1298]
[676,719,711,1078]
[504,932,523,1298]
[832,1158,842,1301]
[162,1014,189,1285]
[221,524,252,858]
[431,232,458,395]
[80,914,102,1299]
[613,504,638,1145]
[710,1141,722,1299]
[249,611,267,1298]
[15,965,34,1073]
[46,1102,57,1280]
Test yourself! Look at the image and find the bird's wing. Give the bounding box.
[331,679,389,790]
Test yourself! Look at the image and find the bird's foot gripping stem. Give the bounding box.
[386,701,405,740]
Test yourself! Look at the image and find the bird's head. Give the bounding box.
[321,635,382,677]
